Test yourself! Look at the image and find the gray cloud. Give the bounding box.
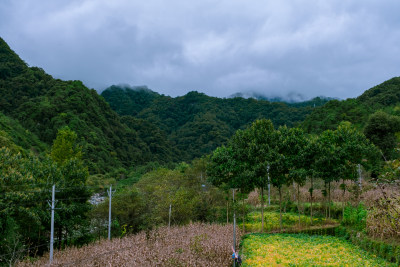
[1,0,399,99]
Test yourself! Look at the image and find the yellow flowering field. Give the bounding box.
[241,211,330,232]
[241,233,396,267]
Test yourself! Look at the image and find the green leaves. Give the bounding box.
[313,122,379,184]
[364,111,400,160]
[51,126,82,165]
[0,129,91,262]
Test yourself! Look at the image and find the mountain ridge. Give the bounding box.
[2,36,400,169]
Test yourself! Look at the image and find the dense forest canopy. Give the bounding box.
[301,77,400,134]
[101,85,331,161]
[1,35,400,168]
[0,37,177,172]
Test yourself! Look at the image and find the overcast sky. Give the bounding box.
[1,0,399,100]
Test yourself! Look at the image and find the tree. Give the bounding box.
[243,119,278,232]
[49,127,91,248]
[336,122,380,205]
[364,111,400,160]
[208,119,277,232]
[302,135,319,223]
[0,148,59,262]
[50,126,82,165]
[314,129,341,219]
[315,122,380,219]
[207,144,252,228]
[281,127,309,225]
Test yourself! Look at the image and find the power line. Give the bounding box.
[0,184,113,194]
[0,184,108,190]
[0,189,49,196]
[56,197,92,201]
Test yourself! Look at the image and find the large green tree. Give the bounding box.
[279,126,309,225]
[315,122,379,218]
[364,111,400,160]
[208,119,277,232]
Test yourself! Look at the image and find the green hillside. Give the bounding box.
[2,34,400,169]
[101,86,330,161]
[0,111,46,154]
[301,77,400,134]
[0,37,175,172]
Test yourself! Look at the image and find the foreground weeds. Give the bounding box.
[241,233,396,267]
[18,223,241,267]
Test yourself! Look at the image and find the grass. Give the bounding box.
[240,211,336,233]
[241,233,396,266]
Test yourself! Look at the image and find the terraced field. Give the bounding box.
[241,233,396,266]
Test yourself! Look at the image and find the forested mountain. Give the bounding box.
[0,111,46,154]
[2,35,400,170]
[229,91,336,104]
[301,77,400,134]
[0,37,175,172]
[101,86,330,161]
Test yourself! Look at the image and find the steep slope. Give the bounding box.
[100,85,161,116]
[0,37,175,172]
[357,77,400,107]
[301,77,400,134]
[0,111,46,153]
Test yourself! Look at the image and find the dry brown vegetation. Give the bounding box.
[364,185,400,240]
[246,179,391,206]
[247,178,400,241]
[17,223,241,267]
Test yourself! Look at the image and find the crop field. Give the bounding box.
[17,223,241,267]
[241,211,335,232]
[241,233,396,266]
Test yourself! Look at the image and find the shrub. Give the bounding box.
[342,204,367,231]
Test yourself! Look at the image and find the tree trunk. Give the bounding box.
[279,187,283,231]
[310,176,313,225]
[324,181,328,220]
[226,191,229,224]
[242,194,245,233]
[261,187,264,233]
[228,190,231,224]
[226,200,229,224]
[293,181,296,202]
[342,178,346,220]
[297,183,301,226]
[328,181,331,220]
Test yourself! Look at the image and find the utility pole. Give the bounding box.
[358,164,362,190]
[107,185,115,240]
[168,204,172,229]
[233,189,236,267]
[48,185,57,265]
[267,164,271,206]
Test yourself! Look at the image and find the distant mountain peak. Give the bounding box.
[229,91,335,103]
[110,84,153,92]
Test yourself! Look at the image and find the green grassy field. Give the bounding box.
[240,211,335,232]
[241,233,396,267]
